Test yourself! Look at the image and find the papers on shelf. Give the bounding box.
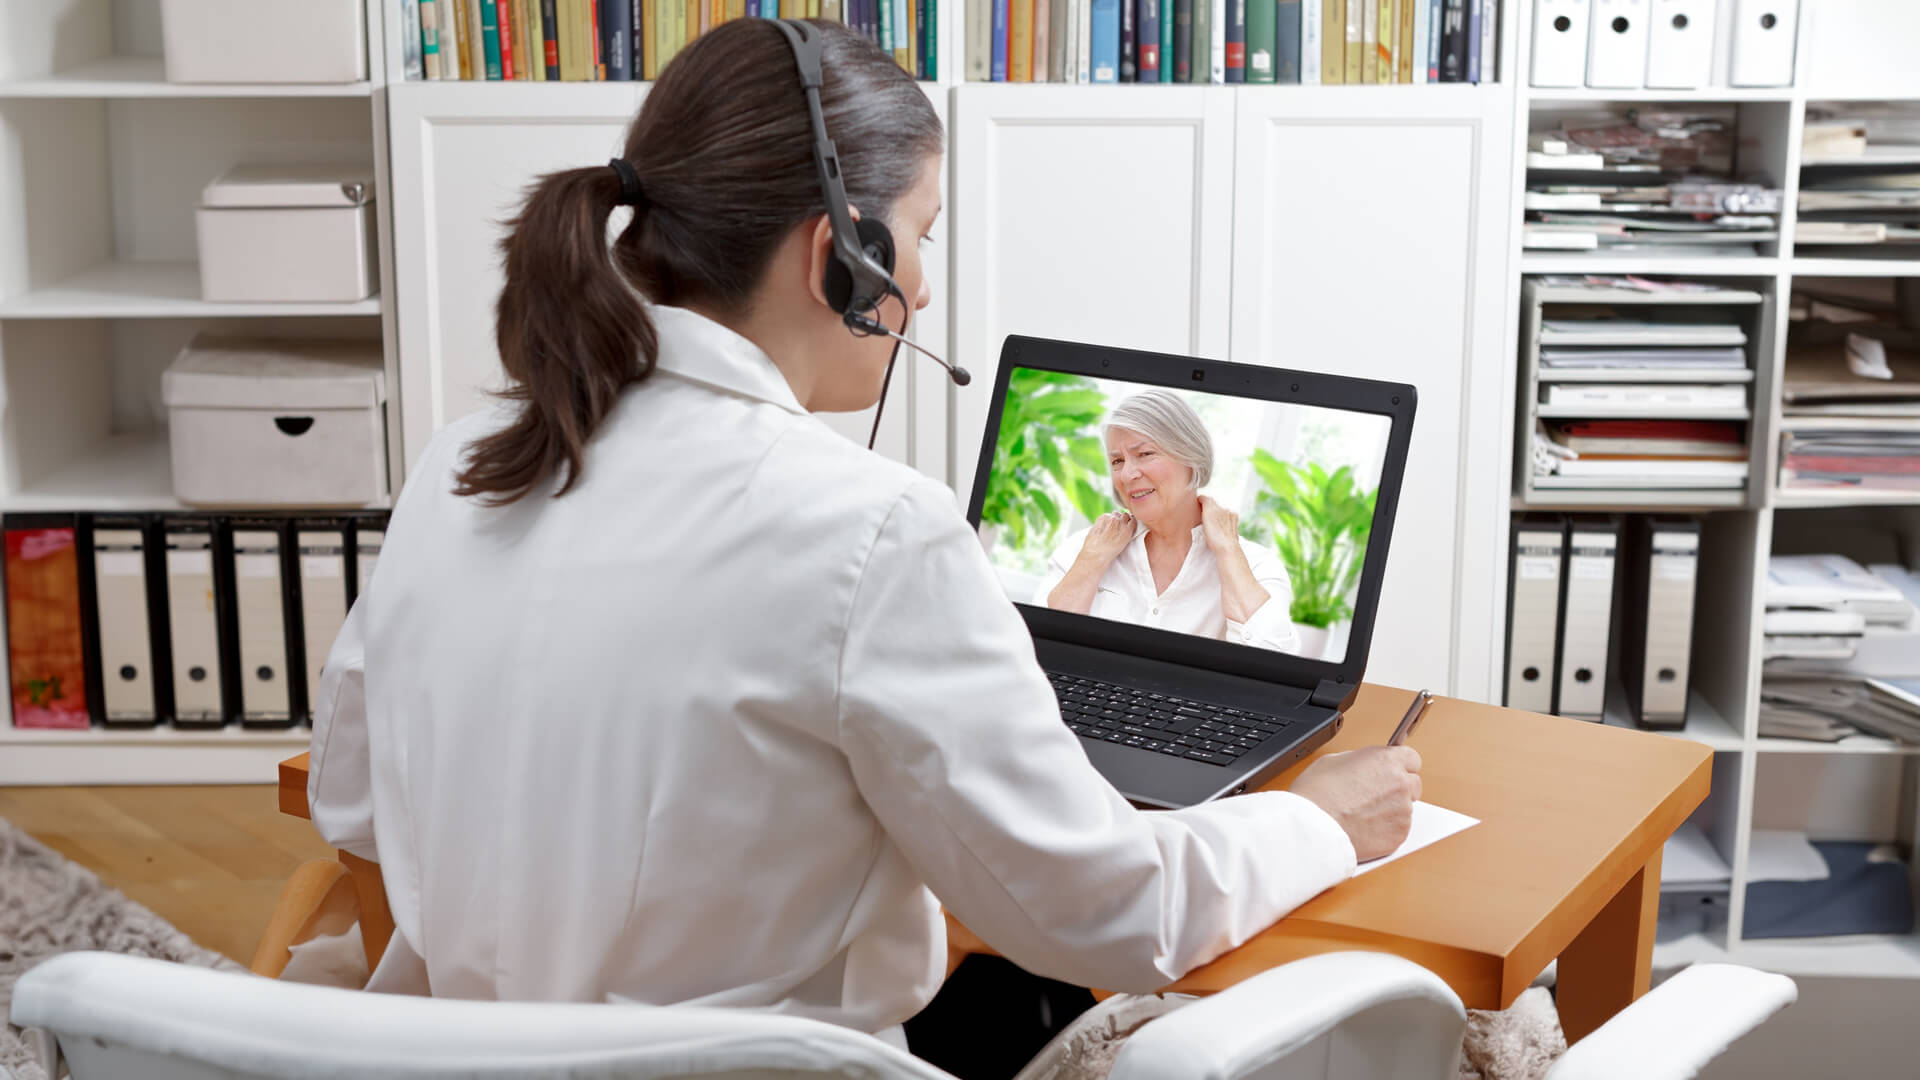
[1541,320,1748,346]
[1662,823,1733,889]
[1542,346,1748,370]
[1747,831,1831,884]
[1766,554,1915,626]
[1541,384,1747,409]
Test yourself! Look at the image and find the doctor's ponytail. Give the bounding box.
[456,20,942,505]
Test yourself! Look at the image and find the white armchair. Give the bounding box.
[11,950,1794,1080]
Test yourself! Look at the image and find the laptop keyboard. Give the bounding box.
[1048,672,1296,768]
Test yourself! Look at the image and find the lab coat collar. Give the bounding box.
[649,304,809,417]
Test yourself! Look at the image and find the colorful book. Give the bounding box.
[480,0,505,78]
[1426,0,1439,80]
[1138,0,1160,79]
[4,520,92,731]
[1033,0,1051,79]
[1398,0,1412,81]
[1438,0,1465,81]
[452,0,474,78]
[1158,0,1172,80]
[543,0,562,78]
[1463,0,1478,82]
[990,0,1006,80]
[1116,0,1133,79]
[1224,0,1244,80]
[1090,0,1118,80]
[466,0,488,78]
[501,0,519,78]
[403,0,426,79]
[1194,0,1212,81]
[1321,0,1342,82]
[1170,0,1190,81]
[1245,0,1273,82]
[421,0,443,78]
[1343,0,1361,83]
[1374,0,1391,84]
[603,0,632,78]
[1011,0,1033,79]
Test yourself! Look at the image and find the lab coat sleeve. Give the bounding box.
[308,596,378,862]
[1224,540,1300,653]
[836,479,1356,993]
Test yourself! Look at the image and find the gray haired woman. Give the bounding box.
[1036,389,1299,653]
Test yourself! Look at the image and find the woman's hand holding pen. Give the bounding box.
[1290,747,1423,862]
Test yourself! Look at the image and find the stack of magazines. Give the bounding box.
[1523,110,1782,253]
[1760,676,1920,745]
[1779,285,1920,495]
[1798,105,1920,252]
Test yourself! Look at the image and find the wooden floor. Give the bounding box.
[0,785,335,965]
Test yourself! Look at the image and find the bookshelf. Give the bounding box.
[0,0,402,784]
[1497,0,1920,985]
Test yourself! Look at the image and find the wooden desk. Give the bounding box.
[278,684,1709,1043]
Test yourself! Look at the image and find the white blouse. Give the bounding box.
[308,304,1353,1037]
[1036,524,1301,653]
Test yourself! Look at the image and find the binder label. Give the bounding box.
[98,552,143,577]
[167,549,212,575]
[1518,556,1559,579]
[1572,555,1613,579]
[238,554,280,579]
[303,556,345,579]
[1655,554,1697,580]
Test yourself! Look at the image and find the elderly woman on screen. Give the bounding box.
[1036,389,1299,653]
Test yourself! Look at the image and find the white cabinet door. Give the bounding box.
[1230,88,1514,701]
[950,85,1237,502]
[386,84,936,479]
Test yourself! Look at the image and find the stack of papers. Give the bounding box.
[1778,338,1920,493]
[1533,419,1749,490]
[1798,106,1920,252]
[1762,555,1916,664]
[1759,676,1920,744]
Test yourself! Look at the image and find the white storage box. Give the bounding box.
[161,0,367,84]
[197,165,378,303]
[163,336,388,508]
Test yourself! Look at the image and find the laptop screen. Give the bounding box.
[978,367,1394,667]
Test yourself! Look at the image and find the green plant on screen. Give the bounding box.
[1240,449,1377,629]
[980,370,1112,557]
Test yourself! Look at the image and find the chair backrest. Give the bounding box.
[12,952,957,1080]
[1106,952,1468,1080]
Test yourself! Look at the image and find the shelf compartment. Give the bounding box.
[1539,368,1755,384]
[0,432,180,512]
[0,262,383,319]
[1534,404,1752,420]
[1601,687,1745,752]
[0,57,373,99]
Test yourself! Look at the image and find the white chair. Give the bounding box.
[12,950,1794,1080]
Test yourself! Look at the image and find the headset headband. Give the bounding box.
[767,19,898,320]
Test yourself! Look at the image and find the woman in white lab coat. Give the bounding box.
[307,19,1420,1080]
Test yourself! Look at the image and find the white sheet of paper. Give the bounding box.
[1353,801,1480,876]
[1661,821,1734,886]
[1746,830,1830,883]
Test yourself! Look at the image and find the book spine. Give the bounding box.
[1034,0,1052,79]
[544,0,563,77]
[421,0,443,79]
[1358,0,1374,81]
[1117,0,1134,79]
[1155,0,1170,79]
[1245,0,1273,81]
[1207,0,1224,80]
[1463,0,1477,82]
[1137,0,1159,79]
[908,0,919,75]
[1171,0,1191,80]
[1426,0,1439,80]
[469,0,490,77]
[1091,0,1118,79]
[604,0,632,78]
[1224,0,1243,80]
[591,0,603,79]
[926,0,937,78]
[1408,0,1425,82]
[1344,0,1361,82]
[1011,0,1033,79]
[1476,0,1494,83]
[1270,0,1295,81]
[1398,0,1412,82]
[404,0,426,79]
[1438,0,1464,82]
[500,0,518,78]
[629,0,642,80]
[968,0,990,79]
[1300,0,1318,82]
[1382,0,1397,84]
[1191,0,1208,81]
[451,0,471,78]
[481,0,504,78]
[990,0,1006,80]
[895,0,910,68]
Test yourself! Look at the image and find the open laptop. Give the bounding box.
[966,336,1417,809]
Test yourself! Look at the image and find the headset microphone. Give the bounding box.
[847,311,971,386]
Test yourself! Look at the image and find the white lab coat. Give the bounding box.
[1036,524,1301,652]
[308,304,1356,1037]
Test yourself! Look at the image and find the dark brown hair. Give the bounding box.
[454,20,943,504]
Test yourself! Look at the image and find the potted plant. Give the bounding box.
[978,370,1112,569]
[1240,449,1378,659]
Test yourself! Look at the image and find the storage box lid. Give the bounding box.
[162,336,386,410]
[200,164,375,209]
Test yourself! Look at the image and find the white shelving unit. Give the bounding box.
[1496,1,1920,985]
[0,0,401,784]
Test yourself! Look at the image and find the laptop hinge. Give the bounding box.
[1311,679,1358,713]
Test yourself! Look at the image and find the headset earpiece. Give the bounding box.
[824,216,896,318]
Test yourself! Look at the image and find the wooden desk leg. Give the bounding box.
[1557,849,1662,1045]
[339,850,395,977]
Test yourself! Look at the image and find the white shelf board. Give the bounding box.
[1514,488,1749,511]
[0,433,182,512]
[1601,687,1745,752]
[0,737,307,785]
[1790,256,1920,278]
[1803,152,1920,168]
[1538,369,1754,383]
[1772,488,1920,509]
[1731,934,1920,979]
[0,262,383,319]
[1754,734,1920,755]
[1535,404,1752,420]
[1526,87,1798,104]
[0,724,309,745]
[1521,254,1782,276]
[0,57,373,98]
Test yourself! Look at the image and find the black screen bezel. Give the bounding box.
[964,335,1418,692]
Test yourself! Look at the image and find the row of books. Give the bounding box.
[399,0,937,82]
[3,512,387,732]
[964,0,1503,83]
[1522,110,1782,253]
